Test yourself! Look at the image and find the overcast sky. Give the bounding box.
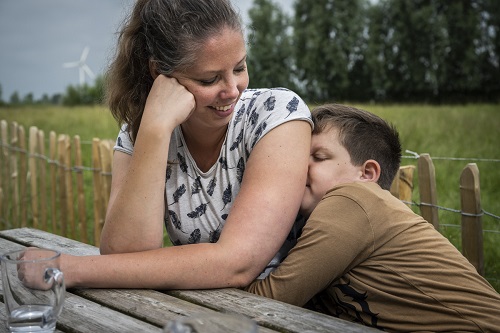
[0,0,294,100]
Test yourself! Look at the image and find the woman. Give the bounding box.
[58,0,312,289]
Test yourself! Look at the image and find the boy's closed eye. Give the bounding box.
[312,154,329,162]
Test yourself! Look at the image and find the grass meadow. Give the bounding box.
[0,103,499,291]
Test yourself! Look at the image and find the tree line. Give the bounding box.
[0,76,105,107]
[1,0,498,106]
[247,0,499,103]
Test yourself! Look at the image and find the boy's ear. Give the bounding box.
[360,159,381,183]
[149,59,159,79]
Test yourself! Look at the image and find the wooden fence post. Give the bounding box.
[38,129,48,231]
[29,126,40,229]
[49,131,58,233]
[0,120,8,227]
[460,163,484,276]
[399,165,415,205]
[74,135,88,244]
[10,122,19,228]
[62,135,75,239]
[92,138,104,246]
[418,154,439,229]
[18,125,27,228]
[58,134,68,237]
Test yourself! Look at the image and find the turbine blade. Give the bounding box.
[82,65,95,79]
[63,62,79,68]
[80,46,90,61]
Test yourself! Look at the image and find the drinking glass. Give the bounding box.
[1,248,65,333]
[163,313,258,333]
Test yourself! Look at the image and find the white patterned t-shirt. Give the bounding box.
[114,88,313,277]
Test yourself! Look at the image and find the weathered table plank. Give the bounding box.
[168,289,378,333]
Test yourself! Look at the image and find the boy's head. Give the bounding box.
[300,104,402,217]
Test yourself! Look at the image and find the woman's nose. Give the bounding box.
[220,76,240,99]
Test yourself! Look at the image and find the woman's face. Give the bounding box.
[172,27,249,131]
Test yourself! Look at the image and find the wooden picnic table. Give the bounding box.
[0,228,379,333]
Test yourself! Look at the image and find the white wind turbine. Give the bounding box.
[63,46,96,86]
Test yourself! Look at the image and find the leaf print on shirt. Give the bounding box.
[285,96,299,118]
[248,108,259,129]
[188,229,201,244]
[177,152,189,174]
[246,90,262,113]
[219,157,234,170]
[167,210,185,233]
[251,116,270,148]
[117,136,123,148]
[236,157,245,184]
[187,203,208,218]
[170,184,186,205]
[221,184,232,210]
[166,165,172,180]
[229,128,244,151]
[191,176,202,195]
[263,95,276,111]
[233,103,247,127]
[207,177,217,196]
[209,226,221,243]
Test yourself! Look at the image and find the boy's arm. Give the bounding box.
[245,195,373,307]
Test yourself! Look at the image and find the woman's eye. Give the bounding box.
[234,65,246,73]
[199,77,218,85]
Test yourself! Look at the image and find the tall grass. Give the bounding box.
[1,103,499,290]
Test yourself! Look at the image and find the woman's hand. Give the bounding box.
[143,75,196,133]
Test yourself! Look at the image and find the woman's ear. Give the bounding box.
[361,159,381,183]
[149,59,159,79]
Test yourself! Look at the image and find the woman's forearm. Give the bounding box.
[100,146,168,254]
[63,243,252,290]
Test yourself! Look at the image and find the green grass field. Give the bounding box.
[1,103,499,291]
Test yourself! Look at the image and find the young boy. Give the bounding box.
[245,104,500,332]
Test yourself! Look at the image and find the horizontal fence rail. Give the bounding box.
[0,120,499,281]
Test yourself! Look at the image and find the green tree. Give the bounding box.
[293,0,368,102]
[477,0,500,101]
[39,94,50,104]
[62,75,105,106]
[247,0,296,90]
[9,91,20,105]
[369,0,449,101]
[438,0,485,101]
[22,92,34,104]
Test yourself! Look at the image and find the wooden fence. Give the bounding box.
[0,120,487,276]
[0,120,113,247]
